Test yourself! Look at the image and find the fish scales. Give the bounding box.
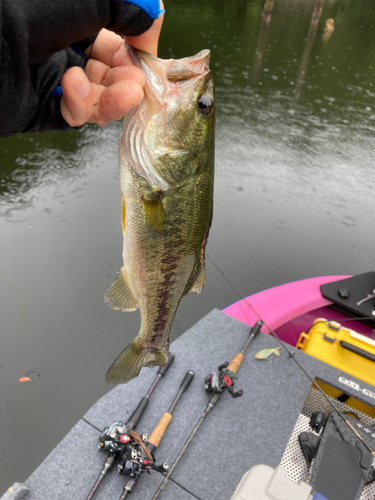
[105,45,215,384]
[119,164,213,347]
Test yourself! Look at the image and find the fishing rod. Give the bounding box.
[85,352,175,500]
[116,369,195,499]
[152,319,264,499]
[207,254,375,457]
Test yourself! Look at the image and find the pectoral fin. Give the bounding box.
[188,264,206,294]
[105,267,138,311]
[142,192,166,232]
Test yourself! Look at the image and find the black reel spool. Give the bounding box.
[204,362,243,398]
[98,421,133,456]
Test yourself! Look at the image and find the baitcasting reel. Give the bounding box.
[117,431,169,478]
[204,362,243,398]
[98,421,133,456]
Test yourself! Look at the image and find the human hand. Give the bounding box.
[60,5,164,128]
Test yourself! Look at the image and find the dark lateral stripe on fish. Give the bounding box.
[150,256,181,344]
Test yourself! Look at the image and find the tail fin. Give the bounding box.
[106,340,168,384]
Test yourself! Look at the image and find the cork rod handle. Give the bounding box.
[148,413,172,448]
[227,353,244,373]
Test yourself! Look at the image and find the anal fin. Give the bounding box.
[188,264,206,294]
[105,267,138,311]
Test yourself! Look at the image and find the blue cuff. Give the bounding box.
[125,0,164,19]
[70,44,88,59]
[52,86,63,97]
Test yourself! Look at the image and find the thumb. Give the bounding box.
[60,67,98,127]
[125,1,164,56]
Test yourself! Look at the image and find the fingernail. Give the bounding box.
[75,74,91,97]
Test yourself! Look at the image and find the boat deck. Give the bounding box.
[3,309,375,500]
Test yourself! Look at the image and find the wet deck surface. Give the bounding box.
[4,309,374,500]
[3,0,375,493]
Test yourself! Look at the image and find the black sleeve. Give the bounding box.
[0,0,155,136]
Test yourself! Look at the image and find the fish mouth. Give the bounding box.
[122,44,212,189]
[129,44,211,84]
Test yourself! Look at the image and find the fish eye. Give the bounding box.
[198,94,213,116]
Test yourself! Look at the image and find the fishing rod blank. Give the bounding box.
[124,353,176,434]
[117,369,195,499]
[152,321,263,500]
[85,353,175,500]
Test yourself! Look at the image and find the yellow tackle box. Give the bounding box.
[297,318,375,387]
[297,319,375,417]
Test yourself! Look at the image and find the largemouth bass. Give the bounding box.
[105,45,215,384]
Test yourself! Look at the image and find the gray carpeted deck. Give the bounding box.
[3,309,375,500]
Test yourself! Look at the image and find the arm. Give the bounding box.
[60,7,164,129]
[0,0,163,136]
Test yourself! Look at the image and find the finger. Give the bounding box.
[126,0,164,56]
[86,28,132,68]
[88,80,144,125]
[84,58,110,86]
[85,59,145,88]
[60,67,98,127]
[101,66,145,88]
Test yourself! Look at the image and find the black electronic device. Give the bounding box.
[299,410,375,500]
[320,272,375,326]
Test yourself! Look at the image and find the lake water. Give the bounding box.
[1,0,375,494]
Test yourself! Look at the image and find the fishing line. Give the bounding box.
[301,315,375,337]
[82,417,102,433]
[329,315,375,323]
[102,471,117,500]
[169,478,203,500]
[206,254,375,455]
